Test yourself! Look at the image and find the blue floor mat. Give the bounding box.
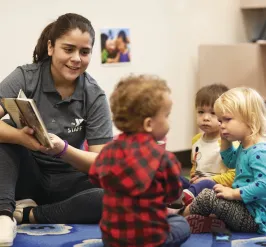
[182,232,266,247]
[14,224,265,247]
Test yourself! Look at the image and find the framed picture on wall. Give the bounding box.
[100,28,131,65]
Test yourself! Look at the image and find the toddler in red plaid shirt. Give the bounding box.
[89,75,190,247]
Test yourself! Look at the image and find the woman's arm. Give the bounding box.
[39,133,105,173]
[60,144,104,173]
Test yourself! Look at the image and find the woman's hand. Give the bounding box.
[18,126,42,151]
[39,133,66,156]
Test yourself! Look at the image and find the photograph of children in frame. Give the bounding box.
[100,28,131,64]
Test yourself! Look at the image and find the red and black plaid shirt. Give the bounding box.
[89,132,182,247]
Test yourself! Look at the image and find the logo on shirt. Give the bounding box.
[68,118,84,133]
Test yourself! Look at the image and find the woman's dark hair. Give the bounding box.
[33,13,95,63]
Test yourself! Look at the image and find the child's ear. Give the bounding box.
[143,117,153,133]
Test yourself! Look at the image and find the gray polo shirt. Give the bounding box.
[0,58,113,172]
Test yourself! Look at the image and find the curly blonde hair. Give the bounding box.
[110,74,170,133]
[214,87,266,139]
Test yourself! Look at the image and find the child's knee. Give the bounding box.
[198,188,215,202]
[189,188,216,215]
[168,215,191,243]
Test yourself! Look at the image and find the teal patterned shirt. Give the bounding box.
[221,142,266,233]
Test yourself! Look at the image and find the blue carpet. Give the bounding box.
[14,224,265,247]
[15,224,102,247]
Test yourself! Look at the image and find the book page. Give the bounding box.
[15,99,53,148]
[1,98,24,128]
[17,89,27,99]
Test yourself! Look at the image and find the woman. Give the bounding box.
[0,13,112,246]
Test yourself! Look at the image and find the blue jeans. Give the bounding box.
[163,214,191,247]
[103,215,190,247]
[180,176,216,196]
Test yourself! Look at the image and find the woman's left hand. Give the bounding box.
[39,133,66,156]
[213,184,235,200]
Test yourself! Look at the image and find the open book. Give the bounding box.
[1,89,53,148]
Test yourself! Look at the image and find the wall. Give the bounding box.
[0,0,246,151]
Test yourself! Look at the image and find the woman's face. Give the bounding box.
[48,28,93,84]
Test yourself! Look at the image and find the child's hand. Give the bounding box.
[220,130,227,140]
[189,175,199,184]
[220,133,233,151]
[213,184,235,200]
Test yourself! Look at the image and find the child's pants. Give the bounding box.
[188,179,216,196]
[103,215,191,247]
[163,214,191,246]
[189,188,258,232]
[180,176,216,196]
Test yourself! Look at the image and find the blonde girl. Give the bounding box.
[184,87,266,234]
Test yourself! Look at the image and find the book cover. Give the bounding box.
[1,90,53,148]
